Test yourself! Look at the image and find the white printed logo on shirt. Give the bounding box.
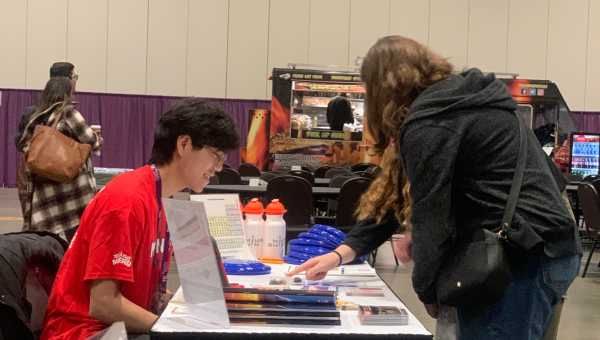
[112,251,132,267]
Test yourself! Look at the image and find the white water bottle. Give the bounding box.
[243,198,264,258]
[263,199,287,259]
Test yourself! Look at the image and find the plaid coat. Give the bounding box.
[21,104,101,235]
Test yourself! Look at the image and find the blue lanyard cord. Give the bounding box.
[150,165,170,295]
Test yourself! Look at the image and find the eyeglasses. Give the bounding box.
[207,147,227,166]
[70,74,79,80]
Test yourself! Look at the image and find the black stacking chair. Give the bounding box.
[567,173,583,184]
[324,166,352,179]
[222,163,231,169]
[583,174,600,183]
[578,182,600,278]
[238,163,261,177]
[315,177,372,232]
[288,170,315,186]
[208,175,219,185]
[593,179,600,195]
[272,165,292,173]
[301,164,316,173]
[354,171,375,180]
[365,164,382,177]
[215,168,242,185]
[329,173,359,188]
[259,172,282,183]
[324,173,360,216]
[314,166,333,179]
[351,163,375,173]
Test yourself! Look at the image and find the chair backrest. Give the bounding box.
[351,163,375,173]
[259,172,281,183]
[267,176,313,227]
[329,173,359,188]
[216,168,242,185]
[238,163,261,177]
[301,164,316,173]
[365,164,382,177]
[208,175,219,185]
[324,166,352,179]
[567,173,583,183]
[288,170,315,186]
[583,174,600,183]
[354,171,375,180]
[592,179,600,195]
[222,163,232,169]
[578,182,600,234]
[272,165,292,173]
[336,177,373,227]
[314,165,333,178]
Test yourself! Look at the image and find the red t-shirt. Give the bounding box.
[41,166,171,340]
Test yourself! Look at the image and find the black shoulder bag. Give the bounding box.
[437,113,528,308]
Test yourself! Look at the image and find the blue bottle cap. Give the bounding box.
[283,255,306,265]
[289,238,336,249]
[307,228,344,244]
[289,244,331,255]
[312,224,347,240]
[298,232,341,247]
[287,250,318,260]
[222,259,272,275]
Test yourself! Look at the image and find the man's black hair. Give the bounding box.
[49,62,74,78]
[149,98,239,166]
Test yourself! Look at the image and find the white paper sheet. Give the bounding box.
[190,194,245,258]
[162,198,230,328]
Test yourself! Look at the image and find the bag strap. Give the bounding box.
[499,113,529,238]
[49,103,67,129]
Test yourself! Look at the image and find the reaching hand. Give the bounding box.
[286,252,340,280]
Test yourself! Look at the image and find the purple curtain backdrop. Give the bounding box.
[1,88,270,188]
[571,111,600,133]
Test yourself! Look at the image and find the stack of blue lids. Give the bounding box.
[222,259,271,275]
[284,225,360,265]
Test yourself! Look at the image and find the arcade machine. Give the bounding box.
[501,76,580,174]
[243,66,380,171]
[243,67,581,174]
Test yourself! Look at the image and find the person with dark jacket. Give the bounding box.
[0,231,68,340]
[326,93,354,131]
[289,36,582,340]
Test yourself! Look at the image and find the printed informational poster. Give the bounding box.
[162,198,230,328]
[190,194,245,258]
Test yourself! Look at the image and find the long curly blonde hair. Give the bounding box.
[355,36,453,227]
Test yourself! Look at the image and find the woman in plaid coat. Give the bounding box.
[20,77,102,237]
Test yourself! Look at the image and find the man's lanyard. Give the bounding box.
[150,164,170,295]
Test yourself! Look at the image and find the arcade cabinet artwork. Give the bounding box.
[243,68,381,171]
[242,69,581,175]
[244,110,271,171]
[501,77,580,175]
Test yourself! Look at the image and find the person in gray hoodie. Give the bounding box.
[288,36,581,340]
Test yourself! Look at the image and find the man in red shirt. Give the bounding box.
[41,98,239,340]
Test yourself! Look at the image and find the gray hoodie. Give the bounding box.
[399,69,581,304]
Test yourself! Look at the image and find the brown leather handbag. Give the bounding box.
[27,107,91,183]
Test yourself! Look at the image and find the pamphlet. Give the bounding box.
[345,288,385,297]
[358,306,409,326]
